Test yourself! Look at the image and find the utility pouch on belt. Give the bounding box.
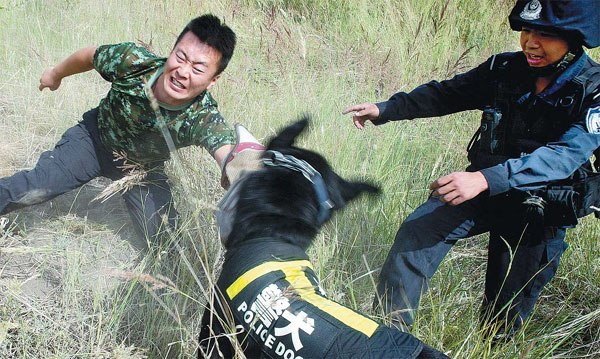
[535,186,579,227]
[572,171,600,219]
[525,170,600,227]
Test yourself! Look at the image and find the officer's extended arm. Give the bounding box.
[39,46,97,91]
[344,57,495,129]
[374,60,494,125]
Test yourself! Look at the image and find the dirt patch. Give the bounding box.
[0,178,140,306]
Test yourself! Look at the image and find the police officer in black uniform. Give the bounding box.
[343,0,600,336]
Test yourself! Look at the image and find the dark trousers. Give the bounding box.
[376,193,568,332]
[0,108,177,244]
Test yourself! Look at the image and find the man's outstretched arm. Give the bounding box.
[39,46,97,91]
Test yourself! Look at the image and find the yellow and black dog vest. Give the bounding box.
[205,240,424,358]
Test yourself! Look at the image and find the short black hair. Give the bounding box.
[175,14,236,75]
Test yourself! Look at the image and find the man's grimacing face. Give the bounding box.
[159,31,222,106]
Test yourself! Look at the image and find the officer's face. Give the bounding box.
[520,27,569,68]
[158,32,222,106]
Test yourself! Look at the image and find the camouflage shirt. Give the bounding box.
[93,42,235,164]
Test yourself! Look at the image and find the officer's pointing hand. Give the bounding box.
[430,171,489,205]
[342,103,380,129]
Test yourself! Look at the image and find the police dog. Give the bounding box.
[199,118,448,358]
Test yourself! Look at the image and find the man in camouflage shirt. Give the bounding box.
[0,14,254,245]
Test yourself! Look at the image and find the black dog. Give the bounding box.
[199,118,448,358]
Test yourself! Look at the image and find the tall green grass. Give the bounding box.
[0,0,598,358]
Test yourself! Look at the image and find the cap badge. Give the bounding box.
[520,0,542,20]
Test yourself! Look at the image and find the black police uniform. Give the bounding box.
[199,239,448,358]
[372,0,600,333]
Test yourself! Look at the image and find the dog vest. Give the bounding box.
[212,239,424,359]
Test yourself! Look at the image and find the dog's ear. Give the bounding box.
[337,178,380,204]
[267,116,310,150]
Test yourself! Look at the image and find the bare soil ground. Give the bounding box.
[0,179,141,356]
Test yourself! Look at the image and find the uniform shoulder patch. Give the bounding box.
[586,106,600,134]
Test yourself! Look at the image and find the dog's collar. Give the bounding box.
[263,150,334,225]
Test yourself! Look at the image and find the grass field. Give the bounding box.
[1,0,599,358]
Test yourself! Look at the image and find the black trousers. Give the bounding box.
[377,194,568,333]
[0,108,177,243]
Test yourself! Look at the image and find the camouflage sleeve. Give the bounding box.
[93,42,157,82]
[191,109,236,156]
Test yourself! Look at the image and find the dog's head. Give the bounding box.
[217,116,379,249]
